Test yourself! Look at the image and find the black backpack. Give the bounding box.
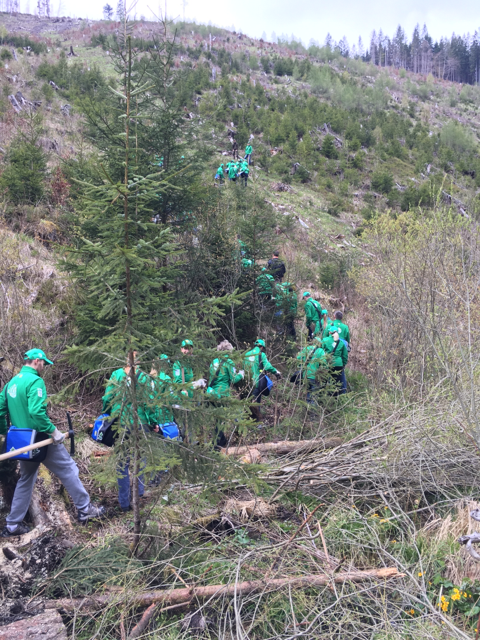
[268,258,286,281]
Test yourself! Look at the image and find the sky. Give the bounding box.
[44,0,479,46]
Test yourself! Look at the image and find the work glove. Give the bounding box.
[275,371,282,380]
[51,427,66,445]
[192,378,207,389]
[238,369,245,379]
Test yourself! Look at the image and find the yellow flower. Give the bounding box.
[380,519,387,523]
[384,506,388,509]
[418,572,423,577]
[392,540,397,543]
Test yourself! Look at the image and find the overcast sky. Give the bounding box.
[51,0,478,46]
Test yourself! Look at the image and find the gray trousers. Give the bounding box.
[7,443,90,526]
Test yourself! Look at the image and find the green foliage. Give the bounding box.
[371,170,394,194]
[322,135,338,159]
[0,116,47,205]
[0,32,46,54]
[46,539,139,596]
[440,121,476,155]
[36,53,106,101]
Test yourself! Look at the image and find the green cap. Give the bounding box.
[321,309,328,315]
[328,325,337,333]
[302,291,311,298]
[255,339,266,347]
[24,348,54,365]
[158,354,169,361]
[181,339,193,348]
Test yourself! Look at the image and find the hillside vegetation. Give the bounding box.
[0,12,480,640]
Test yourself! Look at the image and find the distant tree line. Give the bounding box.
[311,25,480,85]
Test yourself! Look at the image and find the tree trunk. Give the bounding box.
[221,437,343,457]
[45,567,403,612]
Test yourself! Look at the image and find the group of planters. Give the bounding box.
[215,142,253,186]
[0,243,351,530]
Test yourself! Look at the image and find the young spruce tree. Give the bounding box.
[63,20,241,549]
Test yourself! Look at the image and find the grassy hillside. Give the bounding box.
[1,13,480,640]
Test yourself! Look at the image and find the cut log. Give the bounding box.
[221,437,343,458]
[8,94,22,113]
[46,567,403,612]
[0,609,67,640]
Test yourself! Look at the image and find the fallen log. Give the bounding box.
[45,567,403,612]
[221,437,343,458]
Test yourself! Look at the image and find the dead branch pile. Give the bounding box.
[262,407,480,500]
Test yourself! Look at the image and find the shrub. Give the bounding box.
[440,121,476,155]
[371,170,394,194]
[0,123,47,205]
[322,135,338,159]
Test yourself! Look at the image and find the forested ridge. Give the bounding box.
[0,10,480,640]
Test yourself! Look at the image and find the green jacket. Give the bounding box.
[244,347,278,385]
[228,164,237,179]
[172,359,194,398]
[241,161,249,174]
[304,298,324,334]
[322,336,348,368]
[256,272,275,296]
[0,366,55,435]
[332,320,350,344]
[297,345,327,380]
[206,356,243,399]
[245,145,253,155]
[217,165,224,177]
[148,371,174,424]
[102,368,151,425]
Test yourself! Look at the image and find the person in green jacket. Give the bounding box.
[206,340,245,447]
[148,355,175,426]
[172,340,206,442]
[102,352,152,512]
[228,162,237,182]
[240,160,249,186]
[215,163,224,184]
[256,268,275,300]
[147,354,177,486]
[296,337,327,404]
[322,326,348,395]
[245,143,253,165]
[206,341,244,400]
[330,311,351,348]
[302,292,326,339]
[0,349,105,536]
[172,340,195,398]
[244,339,281,421]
